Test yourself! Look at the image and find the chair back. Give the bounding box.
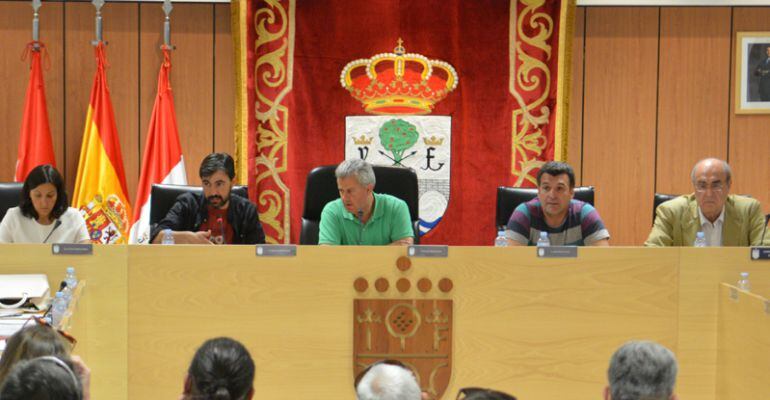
[149,184,249,225]
[0,182,24,222]
[300,165,419,245]
[495,186,595,230]
[652,193,678,225]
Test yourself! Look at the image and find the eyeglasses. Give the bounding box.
[456,387,517,400]
[353,359,409,389]
[694,182,725,193]
[29,316,78,350]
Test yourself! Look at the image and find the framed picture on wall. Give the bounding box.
[735,32,770,114]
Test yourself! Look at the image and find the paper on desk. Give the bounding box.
[0,312,35,337]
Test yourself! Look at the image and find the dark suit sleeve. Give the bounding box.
[242,201,266,244]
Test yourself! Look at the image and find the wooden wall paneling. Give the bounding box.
[0,2,64,182]
[582,7,659,245]
[214,4,235,159]
[140,4,214,186]
[568,7,585,185]
[656,7,731,196]
[64,3,139,200]
[729,8,770,216]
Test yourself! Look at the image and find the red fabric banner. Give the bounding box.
[129,49,187,244]
[235,0,573,245]
[15,42,55,182]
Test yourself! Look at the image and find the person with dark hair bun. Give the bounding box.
[0,356,83,400]
[0,164,89,243]
[181,337,255,400]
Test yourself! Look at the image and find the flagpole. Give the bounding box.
[31,0,41,51]
[92,0,105,46]
[162,0,175,50]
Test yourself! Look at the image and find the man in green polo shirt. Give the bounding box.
[318,159,414,245]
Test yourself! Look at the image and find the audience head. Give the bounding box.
[19,164,68,222]
[0,323,72,385]
[0,356,82,400]
[456,387,517,400]
[690,158,731,222]
[184,337,255,400]
[199,153,236,209]
[606,340,678,400]
[335,159,376,215]
[536,161,576,219]
[355,362,422,400]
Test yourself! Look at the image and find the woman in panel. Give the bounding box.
[0,165,89,244]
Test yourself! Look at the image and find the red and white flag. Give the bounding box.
[129,49,186,244]
[15,42,55,182]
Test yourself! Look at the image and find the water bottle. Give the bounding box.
[737,272,751,291]
[693,231,707,247]
[61,267,78,307]
[536,231,550,247]
[51,292,67,327]
[161,229,175,245]
[494,230,508,247]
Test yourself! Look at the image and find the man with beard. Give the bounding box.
[150,153,265,244]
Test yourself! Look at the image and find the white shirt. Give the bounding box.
[0,207,90,244]
[698,206,725,247]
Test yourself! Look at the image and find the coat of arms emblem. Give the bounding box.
[341,39,458,237]
[353,257,453,399]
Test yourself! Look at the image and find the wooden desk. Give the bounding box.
[0,244,127,400]
[0,245,767,400]
[716,284,770,399]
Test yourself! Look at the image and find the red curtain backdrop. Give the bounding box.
[234,0,573,245]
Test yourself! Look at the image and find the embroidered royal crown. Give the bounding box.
[340,39,459,115]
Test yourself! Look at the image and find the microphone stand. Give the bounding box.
[42,219,62,244]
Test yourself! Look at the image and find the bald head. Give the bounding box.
[691,158,732,223]
[690,158,731,186]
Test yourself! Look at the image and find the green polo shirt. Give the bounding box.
[318,192,413,245]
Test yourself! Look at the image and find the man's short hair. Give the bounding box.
[537,161,576,188]
[336,159,376,187]
[199,153,236,180]
[690,158,732,185]
[356,363,421,400]
[0,356,82,400]
[607,341,678,400]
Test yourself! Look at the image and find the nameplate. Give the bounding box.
[408,245,449,258]
[256,245,296,257]
[51,243,93,255]
[750,247,770,260]
[537,246,578,258]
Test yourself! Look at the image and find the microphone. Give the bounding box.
[43,220,62,244]
[216,217,225,245]
[357,209,364,245]
[760,214,770,246]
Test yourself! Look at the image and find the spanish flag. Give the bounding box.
[15,42,56,182]
[72,43,131,244]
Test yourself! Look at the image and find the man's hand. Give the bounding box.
[183,230,213,244]
[390,237,414,246]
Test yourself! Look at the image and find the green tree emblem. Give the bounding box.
[379,119,419,165]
